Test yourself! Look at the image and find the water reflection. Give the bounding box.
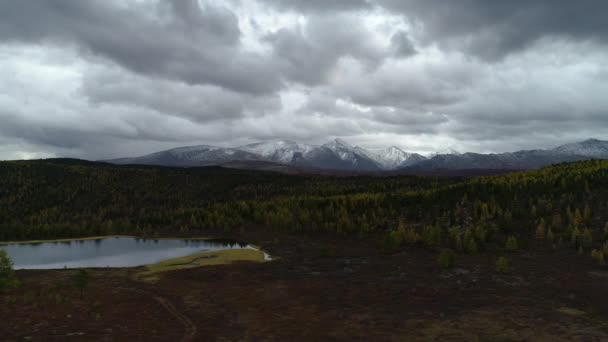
[1,237,262,270]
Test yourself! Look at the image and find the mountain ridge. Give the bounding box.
[105,138,608,172]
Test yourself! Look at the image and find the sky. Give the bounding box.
[1,0,608,160]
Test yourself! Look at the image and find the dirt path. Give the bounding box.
[153,295,197,342]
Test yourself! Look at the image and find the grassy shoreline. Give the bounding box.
[136,248,268,282]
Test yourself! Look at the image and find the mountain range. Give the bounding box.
[106,138,608,173]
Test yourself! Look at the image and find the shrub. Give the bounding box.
[382,232,400,254]
[437,249,456,269]
[547,227,555,242]
[72,269,90,298]
[0,249,19,292]
[535,220,545,240]
[581,228,593,250]
[422,225,442,247]
[403,227,420,245]
[591,249,605,265]
[505,236,518,252]
[464,230,478,254]
[495,257,511,274]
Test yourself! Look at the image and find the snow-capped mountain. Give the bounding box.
[362,146,427,170]
[427,147,462,158]
[551,139,608,158]
[105,138,608,172]
[311,139,380,171]
[404,141,608,171]
[237,140,315,164]
[107,145,260,166]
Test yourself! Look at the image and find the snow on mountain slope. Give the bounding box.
[316,139,380,170]
[105,138,608,172]
[238,140,315,164]
[363,146,427,170]
[427,147,462,158]
[107,145,260,166]
[552,139,608,158]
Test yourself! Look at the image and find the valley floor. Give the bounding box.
[2,230,608,341]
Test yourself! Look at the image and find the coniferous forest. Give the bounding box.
[2,158,608,263]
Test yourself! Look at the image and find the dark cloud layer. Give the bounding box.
[0,0,281,94]
[0,0,606,159]
[379,0,608,60]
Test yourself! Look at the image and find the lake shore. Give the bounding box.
[0,235,220,245]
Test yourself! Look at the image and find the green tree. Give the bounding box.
[536,219,546,240]
[574,209,583,229]
[547,227,555,242]
[0,249,18,292]
[551,213,562,230]
[583,204,591,222]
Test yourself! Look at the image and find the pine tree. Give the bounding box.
[547,227,555,242]
[574,209,583,229]
[571,227,582,248]
[552,213,562,230]
[536,219,546,240]
[584,204,592,222]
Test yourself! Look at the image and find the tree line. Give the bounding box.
[1,158,608,262]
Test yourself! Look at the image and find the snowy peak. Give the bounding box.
[106,137,608,173]
[238,140,315,163]
[363,146,425,170]
[428,147,461,157]
[552,139,608,158]
[322,138,356,151]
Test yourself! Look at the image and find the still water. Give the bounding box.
[1,237,263,270]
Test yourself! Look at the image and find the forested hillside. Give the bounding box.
[1,158,608,262]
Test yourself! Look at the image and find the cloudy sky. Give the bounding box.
[1,0,608,160]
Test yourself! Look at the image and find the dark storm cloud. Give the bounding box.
[81,66,282,124]
[0,0,607,160]
[264,13,388,85]
[378,0,608,60]
[0,0,282,94]
[390,31,417,57]
[259,0,372,12]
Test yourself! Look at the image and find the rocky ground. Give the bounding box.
[2,230,608,341]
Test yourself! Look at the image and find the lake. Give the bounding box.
[1,237,268,270]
